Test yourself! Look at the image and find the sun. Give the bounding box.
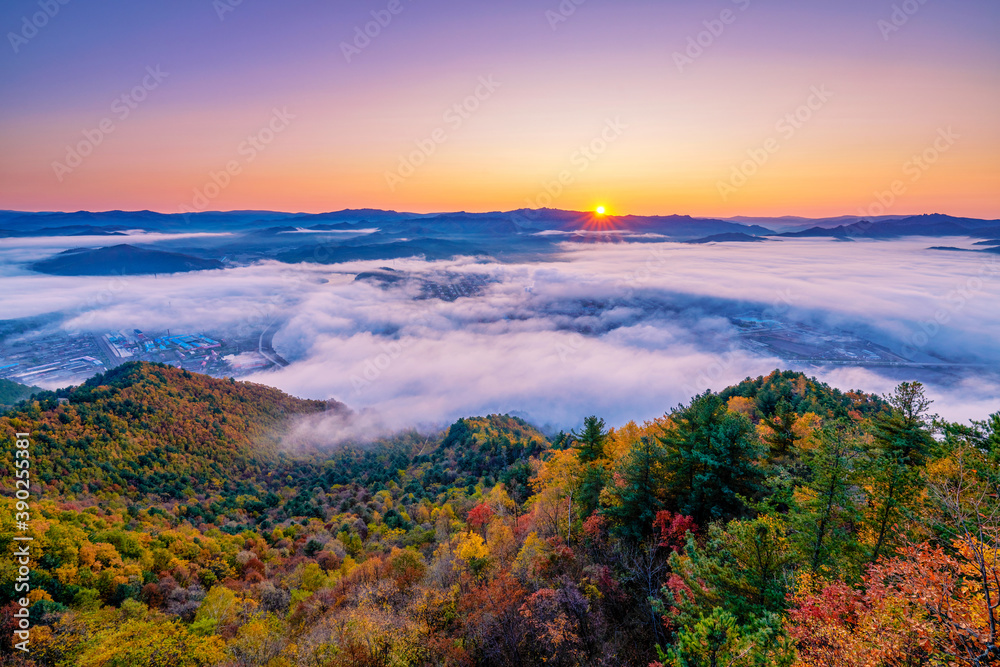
[582,205,623,233]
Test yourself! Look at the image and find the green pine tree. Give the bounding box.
[788,423,863,577]
[660,393,768,524]
[603,435,667,542]
[864,382,936,563]
[572,415,608,463]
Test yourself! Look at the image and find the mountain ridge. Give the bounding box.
[30,244,225,276]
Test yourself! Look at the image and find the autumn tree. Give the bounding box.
[459,570,530,666]
[520,584,596,666]
[788,541,997,666]
[927,442,1000,662]
[530,448,584,541]
[653,510,698,554]
[34,608,227,667]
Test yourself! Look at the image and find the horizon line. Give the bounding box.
[2,207,995,221]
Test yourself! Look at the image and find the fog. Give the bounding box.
[2,234,998,436]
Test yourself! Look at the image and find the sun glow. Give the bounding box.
[595,206,606,215]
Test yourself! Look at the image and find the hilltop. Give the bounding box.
[1,362,329,501]
[30,244,224,276]
[0,378,40,412]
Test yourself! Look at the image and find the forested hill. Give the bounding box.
[718,369,886,420]
[0,362,329,501]
[1,364,999,666]
[0,379,40,413]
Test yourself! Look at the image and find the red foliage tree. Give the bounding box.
[467,503,496,537]
[652,510,698,553]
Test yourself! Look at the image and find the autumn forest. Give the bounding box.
[2,362,999,666]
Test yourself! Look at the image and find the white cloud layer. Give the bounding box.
[2,235,998,437]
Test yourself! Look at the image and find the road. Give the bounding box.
[258,322,289,368]
[794,358,997,369]
[93,333,127,369]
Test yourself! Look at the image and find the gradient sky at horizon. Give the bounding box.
[0,0,997,217]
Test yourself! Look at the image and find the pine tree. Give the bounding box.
[668,516,795,626]
[577,464,606,522]
[660,393,767,524]
[571,416,610,522]
[604,436,667,542]
[975,411,1000,467]
[761,402,797,456]
[864,382,935,563]
[572,415,608,463]
[789,423,863,576]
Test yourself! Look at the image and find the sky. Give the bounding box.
[0,0,998,217]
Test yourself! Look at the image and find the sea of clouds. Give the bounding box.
[2,234,999,441]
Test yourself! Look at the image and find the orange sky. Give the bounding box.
[1,1,997,218]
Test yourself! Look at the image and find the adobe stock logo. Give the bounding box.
[180,107,295,218]
[7,0,71,54]
[522,117,628,209]
[340,0,407,63]
[877,0,931,41]
[52,66,170,182]
[350,338,414,395]
[545,0,587,31]
[384,76,501,191]
[856,127,958,218]
[672,0,751,73]
[717,85,833,202]
[213,0,245,21]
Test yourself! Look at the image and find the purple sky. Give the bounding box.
[1,0,998,216]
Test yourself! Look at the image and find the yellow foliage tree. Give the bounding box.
[193,585,238,635]
[530,449,584,539]
[727,396,758,420]
[457,532,488,560]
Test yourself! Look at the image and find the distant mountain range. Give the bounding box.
[31,244,224,276]
[724,214,912,231]
[7,209,998,275]
[0,224,129,238]
[776,214,1000,239]
[683,232,770,244]
[4,208,996,236]
[929,245,1000,256]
